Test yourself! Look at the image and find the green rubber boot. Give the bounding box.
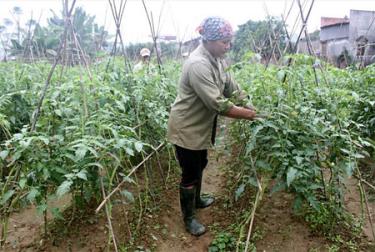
[196,176,214,209]
[180,185,206,236]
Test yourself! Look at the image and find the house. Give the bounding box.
[320,16,350,66]
[348,10,375,66]
[299,9,375,67]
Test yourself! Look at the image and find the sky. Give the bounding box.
[0,0,374,44]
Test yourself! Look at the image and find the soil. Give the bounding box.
[2,194,71,251]
[154,150,223,252]
[152,146,330,252]
[2,148,374,252]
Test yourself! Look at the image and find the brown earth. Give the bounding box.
[255,191,329,252]
[2,149,374,252]
[154,150,223,252]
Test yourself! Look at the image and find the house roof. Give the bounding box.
[159,35,177,41]
[321,17,349,28]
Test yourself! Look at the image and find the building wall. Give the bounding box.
[349,10,375,44]
[349,9,375,65]
[318,10,375,66]
[297,40,320,55]
[325,39,351,64]
[320,23,349,41]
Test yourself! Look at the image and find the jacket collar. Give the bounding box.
[197,43,220,70]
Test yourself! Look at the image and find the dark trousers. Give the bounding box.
[175,145,208,187]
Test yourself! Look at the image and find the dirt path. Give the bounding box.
[2,194,71,251]
[155,150,223,252]
[345,177,375,242]
[153,147,333,252]
[255,191,329,251]
[3,150,373,251]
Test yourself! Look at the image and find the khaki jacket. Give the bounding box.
[167,44,243,150]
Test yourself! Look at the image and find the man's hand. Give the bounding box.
[225,105,257,120]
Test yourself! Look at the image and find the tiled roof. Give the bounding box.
[321,17,349,28]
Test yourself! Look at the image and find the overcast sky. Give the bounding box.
[0,0,374,44]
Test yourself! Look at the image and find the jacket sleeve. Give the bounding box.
[188,61,234,114]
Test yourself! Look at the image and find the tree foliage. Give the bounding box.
[1,6,109,61]
[231,16,288,62]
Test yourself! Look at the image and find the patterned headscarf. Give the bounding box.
[197,16,234,41]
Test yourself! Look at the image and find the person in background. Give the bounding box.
[133,47,151,72]
[167,16,257,236]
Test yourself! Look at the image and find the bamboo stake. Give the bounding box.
[354,175,375,192]
[356,167,375,240]
[95,142,165,213]
[243,187,262,252]
[296,0,319,87]
[282,0,315,83]
[100,177,119,252]
[107,0,132,73]
[30,0,77,132]
[141,0,164,72]
[361,183,375,240]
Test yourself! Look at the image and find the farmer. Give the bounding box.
[133,47,151,72]
[167,16,257,236]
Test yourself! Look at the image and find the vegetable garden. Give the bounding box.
[0,0,374,251]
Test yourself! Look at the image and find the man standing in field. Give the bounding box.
[167,16,257,236]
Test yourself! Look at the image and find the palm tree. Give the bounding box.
[6,6,109,62]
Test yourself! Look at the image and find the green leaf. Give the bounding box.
[38,136,49,145]
[20,138,32,148]
[51,207,65,220]
[307,195,319,210]
[0,150,9,160]
[75,147,87,160]
[27,188,40,202]
[293,195,303,211]
[120,190,134,202]
[235,184,245,201]
[54,109,62,117]
[343,162,354,177]
[248,177,259,188]
[19,178,27,189]
[286,167,298,186]
[270,182,286,194]
[36,204,47,214]
[125,147,134,156]
[86,162,104,169]
[76,170,88,181]
[256,160,271,170]
[43,167,51,181]
[340,148,351,155]
[352,153,365,159]
[277,70,286,81]
[56,180,73,197]
[121,175,135,184]
[295,156,303,165]
[115,138,126,149]
[63,153,77,162]
[134,142,143,152]
[0,190,15,205]
[87,146,98,158]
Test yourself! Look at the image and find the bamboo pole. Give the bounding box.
[95,142,165,213]
[30,0,77,132]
